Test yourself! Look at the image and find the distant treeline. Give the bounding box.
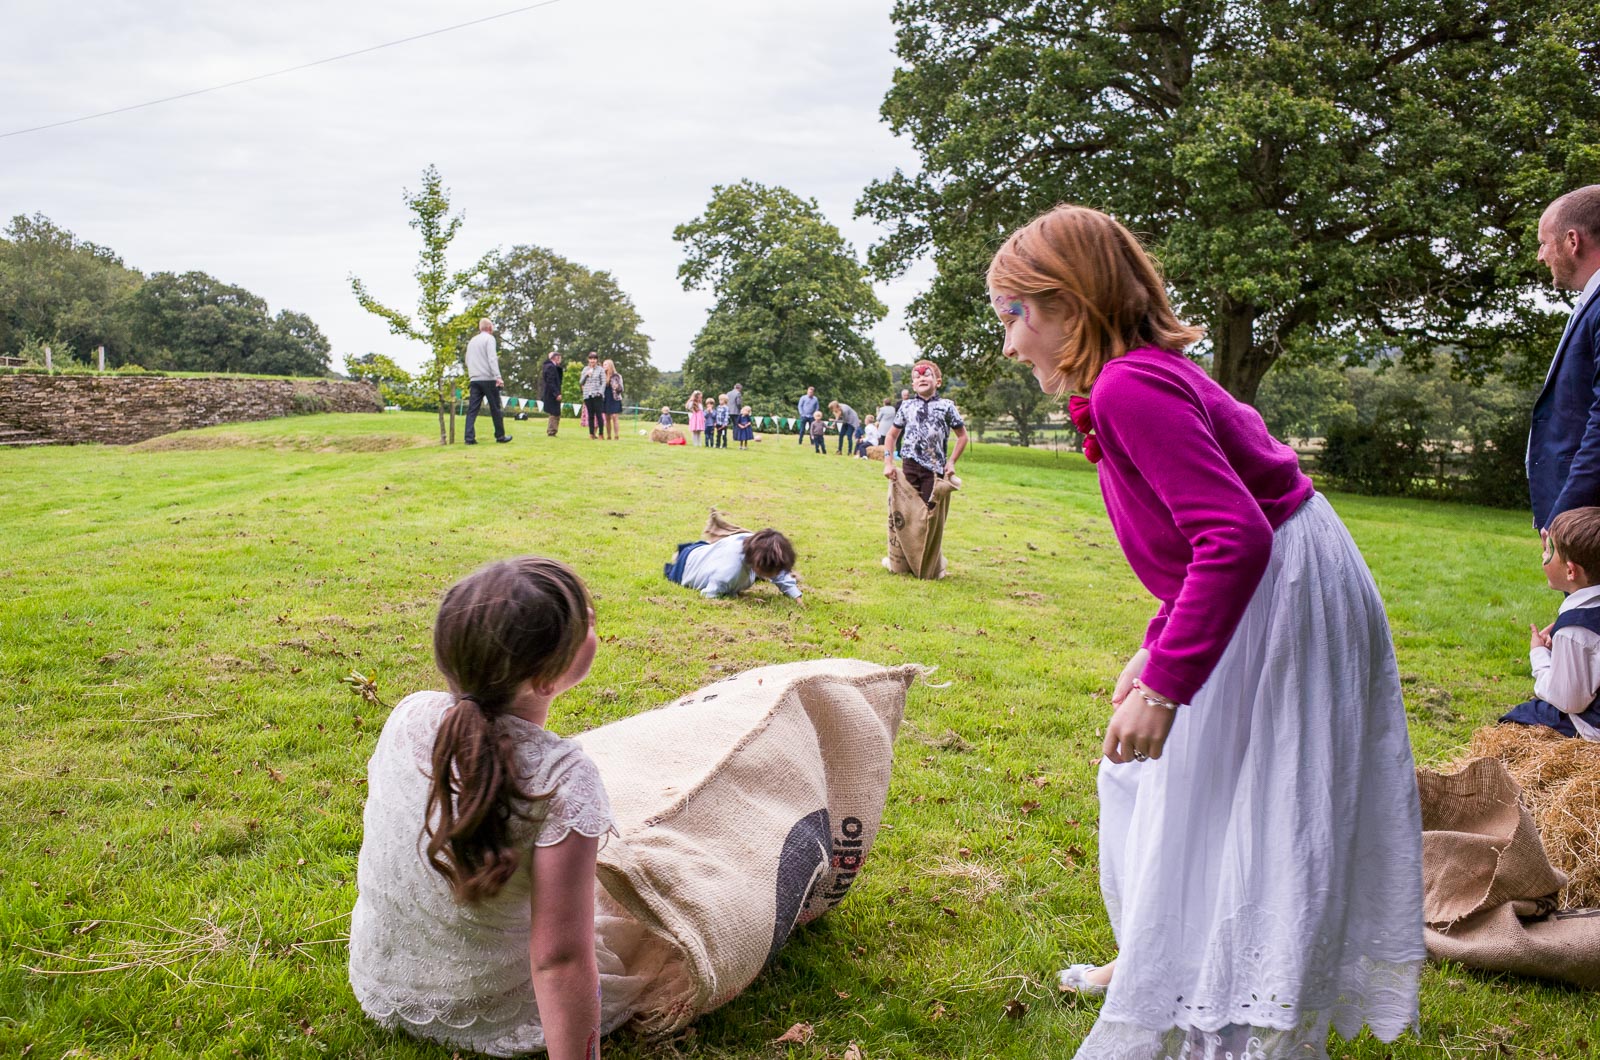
[0,213,330,376]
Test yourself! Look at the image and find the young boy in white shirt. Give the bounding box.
[1502,506,1600,740]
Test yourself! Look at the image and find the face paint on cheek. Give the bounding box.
[992,295,1037,333]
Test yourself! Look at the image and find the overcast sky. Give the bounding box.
[1,0,938,374]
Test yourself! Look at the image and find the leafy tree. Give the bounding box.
[675,180,891,417]
[351,165,494,444]
[125,271,330,375]
[470,245,655,403]
[950,360,1056,445]
[344,352,428,410]
[0,213,141,362]
[860,1,1600,402]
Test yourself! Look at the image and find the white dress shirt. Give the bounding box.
[1529,583,1600,741]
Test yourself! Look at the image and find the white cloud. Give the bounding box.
[0,0,938,374]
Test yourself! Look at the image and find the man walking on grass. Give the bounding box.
[797,386,819,445]
[463,318,511,445]
[540,351,564,436]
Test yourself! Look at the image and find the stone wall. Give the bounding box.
[0,373,383,445]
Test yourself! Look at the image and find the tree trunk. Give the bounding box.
[1211,302,1275,406]
[435,386,448,445]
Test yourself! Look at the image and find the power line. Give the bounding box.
[0,0,567,141]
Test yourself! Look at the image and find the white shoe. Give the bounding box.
[1058,964,1107,996]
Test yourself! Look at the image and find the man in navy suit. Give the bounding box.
[1529,186,1600,532]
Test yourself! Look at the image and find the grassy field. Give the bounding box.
[1,411,1593,1059]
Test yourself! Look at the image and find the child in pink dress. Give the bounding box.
[686,390,706,447]
[989,205,1423,1060]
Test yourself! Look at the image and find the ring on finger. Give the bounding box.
[1132,750,1149,762]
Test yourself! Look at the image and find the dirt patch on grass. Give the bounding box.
[133,432,429,453]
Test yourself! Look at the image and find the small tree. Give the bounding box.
[351,166,494,444]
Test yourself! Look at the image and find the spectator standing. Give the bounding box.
[727,383,744,418]
[579,353,606,440]
[797,387,820,445]
[463,318,511,446]
[686,391,707,447]
[828,400,860,455]
[713,394,731,448]
[602,359,624,441]
[875,396,897,430]
[1529,186,1600,532]
[809,410,827,453]
[539,352,564,436]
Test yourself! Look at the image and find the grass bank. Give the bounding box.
[1,413,1588,1058]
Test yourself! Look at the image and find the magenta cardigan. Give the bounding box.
[1085,347,1314,704]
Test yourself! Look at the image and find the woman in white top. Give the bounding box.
[349,557,629,1058]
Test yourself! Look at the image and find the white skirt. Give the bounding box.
[1078,494,1425,1060]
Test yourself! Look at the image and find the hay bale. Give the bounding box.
[651,427,685,444]
[1460,724,1600,907]
[866,445,886,461]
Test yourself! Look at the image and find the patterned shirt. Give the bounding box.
[579,365,606,398]
[893,395,965,474]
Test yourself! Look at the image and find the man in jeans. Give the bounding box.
[463,318,511,445]
[797,386,819,445]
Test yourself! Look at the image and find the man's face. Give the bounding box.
[1538,207,1581,290]
[807,387,815,396]
[552,354,561,365]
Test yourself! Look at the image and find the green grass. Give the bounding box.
[1,412,1592,1059]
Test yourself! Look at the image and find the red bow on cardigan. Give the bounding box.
[1067,395,1101,463]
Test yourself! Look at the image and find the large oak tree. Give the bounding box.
[859,1,1600,401]
[677,180,891,417]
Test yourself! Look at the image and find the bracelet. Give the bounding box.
[1132,678,1180,710]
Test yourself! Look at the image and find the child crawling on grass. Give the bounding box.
[1502,505,1600,741]
[663,517,802,600]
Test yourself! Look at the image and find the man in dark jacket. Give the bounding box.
[540,352,565,436]
[1529,186,1600,532]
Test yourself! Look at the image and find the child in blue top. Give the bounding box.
[733,406,754,449]
[714,395,731,449]
[658,407,674,428]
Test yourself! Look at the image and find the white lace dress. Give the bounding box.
[348,691,630,1057]
[1083,496,1425,1059]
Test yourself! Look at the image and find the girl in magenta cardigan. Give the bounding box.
[989,206,1423,1060]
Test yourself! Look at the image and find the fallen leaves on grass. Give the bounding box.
[1002,998,1028,1020]
[770,1022,814,1046]
[341,668,387,709]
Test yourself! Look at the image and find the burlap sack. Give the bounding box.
[651,427,685,444]
[579,659,919,1035]
[702,509,749,543]
[884,471,959,580]
[1418,757,1600,988]
[866,445,886,461]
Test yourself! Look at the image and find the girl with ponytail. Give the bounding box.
[350,557,623,1058]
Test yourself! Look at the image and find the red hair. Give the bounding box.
[987,205,1203,391]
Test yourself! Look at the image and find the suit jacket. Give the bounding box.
[540,359,564,406]
[1529,292,1600,528]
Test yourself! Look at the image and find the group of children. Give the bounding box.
[684,391,755,450]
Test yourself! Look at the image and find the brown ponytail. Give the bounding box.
[423,556,592,903]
